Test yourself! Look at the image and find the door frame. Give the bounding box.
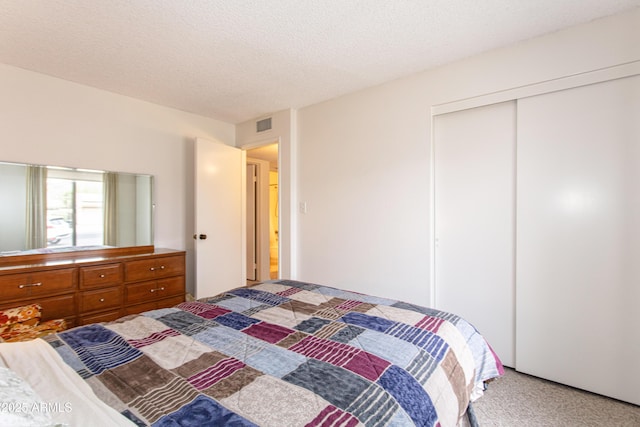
[240,138,281,280]
[246,157,271,281]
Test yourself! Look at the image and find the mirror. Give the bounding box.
[0,161,153,256]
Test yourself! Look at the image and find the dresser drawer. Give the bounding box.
[124,276,185,305]
[80,287,122,313]
[124,255,185,282]
[80,263,123,289]
[0,268,77,300]
[0,293,76,323]
[124,295,185,316]
[79,310,122,325]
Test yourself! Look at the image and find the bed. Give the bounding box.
[0,280,503,426]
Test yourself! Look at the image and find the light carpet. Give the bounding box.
[472,368,640,426]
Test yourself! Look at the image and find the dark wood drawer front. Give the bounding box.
[80,287,122,313]
[0,293,77,322]
[38,293,77,321]
[124,295,184,316]
[124,276,184,305]
[80,263,123,288]
[157,294,185,309]
[156,276,185,298]
[80,310,122,325]
[124,255,185,282]
[124,300,158,316]
[0,268,76,300]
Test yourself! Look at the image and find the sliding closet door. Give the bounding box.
[434,101,516,367]
[517,75,640,405]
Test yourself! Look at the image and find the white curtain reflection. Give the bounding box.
[103,172,118,246]
[25,165,47,249]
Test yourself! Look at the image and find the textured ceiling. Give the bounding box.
[1,1,639,123]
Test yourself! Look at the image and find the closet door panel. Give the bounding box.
[516,75,640,405]
[434,101,516,367]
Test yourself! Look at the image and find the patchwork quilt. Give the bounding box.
[46,280,503,426]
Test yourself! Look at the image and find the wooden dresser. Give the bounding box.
[0,247,185,327]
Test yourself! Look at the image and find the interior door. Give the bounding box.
[194,137,245,298]
[516,75,640,405]
[433,101,516,367]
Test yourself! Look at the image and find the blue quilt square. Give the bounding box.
[153,395,257,427]
[294,317,331,334]
[58,324,142,374]
[216,312,261,330]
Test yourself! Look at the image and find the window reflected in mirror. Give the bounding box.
[46,168,104,248]
[0,161,153,256]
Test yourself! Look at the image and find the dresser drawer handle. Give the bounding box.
[99,274,106,278]
[149,267,155,271]
[149,287,165,293]
[18,282,42,289]
[159,265,165,270]
[99,298,105,302]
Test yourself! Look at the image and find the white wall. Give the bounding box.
[296,8,640,305]
[0,64,235,294]
[236,109,298,279]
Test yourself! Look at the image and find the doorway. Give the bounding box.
[245,142,278,283]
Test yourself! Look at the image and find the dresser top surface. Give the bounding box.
[0,247,185,274]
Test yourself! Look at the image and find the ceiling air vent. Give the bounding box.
[256,117,272,133]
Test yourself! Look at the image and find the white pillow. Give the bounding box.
[0,366,58,427]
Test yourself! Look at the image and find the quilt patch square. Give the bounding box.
[343,350,390,382]
[244,342,306,378]
[154,394,257,427]
[346,383,401,426]
[275,279,321,292]
[283,359,370,410]
[59,324,142,374]
[365,304,426,326]
[250,306,311,329]
[188,357,246,390]
[141,334,211,370]
[249,282,292,294]
[156,311,209,336]
[415,315,446,333]
[211,295,257,313]
[285,289,330,306]
[193,325,265,360]
[171,351,228,379]
[97,354,183,405]
[174,301,216,315]
[227,287,291,306]
[378,365,437,426]
[294,317,331,334]
[216,312,261,331]
[177,301,231,320]
[243,321,294,344]
[127,328,180,349]
[306,405,359,427]
[329,324,365,344]
[340,311,396,333]
[221,375,327,427]
[106,315,171,340]
[201,364,263,401]
[349,329,419,369]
